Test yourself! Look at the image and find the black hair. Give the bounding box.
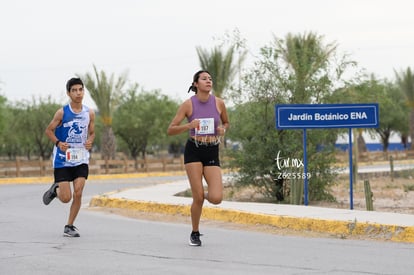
[187,70,211,94]
[66,77,84,92]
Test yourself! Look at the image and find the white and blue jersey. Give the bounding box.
[52,104,90,168]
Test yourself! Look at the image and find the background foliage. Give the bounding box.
[0,30,412,205]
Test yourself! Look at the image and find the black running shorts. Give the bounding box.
[184,138,220,166]
[54,163,89,183]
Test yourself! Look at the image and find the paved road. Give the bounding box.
[1,177,414,275]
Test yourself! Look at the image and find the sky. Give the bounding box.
[0,0,413,108]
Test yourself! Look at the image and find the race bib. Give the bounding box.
[195,118,215,135]
[66,148,87,163]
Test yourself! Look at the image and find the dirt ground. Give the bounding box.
[222,173,414,214]
[316,174,414,214]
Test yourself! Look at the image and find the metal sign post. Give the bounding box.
[275,103,379,209]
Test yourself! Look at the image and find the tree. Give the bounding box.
[228,32,357,202]
[0,96,14,158]
[7,97,61,160]
[113,86,180,167]
[349,77,410,153]
[336,76,409,153]
[395,67,414,149]
[0,103,22,159]
[196,30,247,99]
[82,65,128,159]
[370,80,409,152]
[196,46,236,98]
[0,95,6,146]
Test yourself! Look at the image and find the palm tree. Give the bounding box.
[275,32,339,103]
[395,67,414,149]
[81,65,128,159]
[196,45,245,98]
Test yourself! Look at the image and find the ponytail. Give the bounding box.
[188,85,197,94]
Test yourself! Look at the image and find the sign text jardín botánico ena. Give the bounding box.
[275,103,379,129]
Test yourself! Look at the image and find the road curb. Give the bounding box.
[0,171,186,185]
[89,196,414,243]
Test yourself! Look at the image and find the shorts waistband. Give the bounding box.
[188,138,219,146]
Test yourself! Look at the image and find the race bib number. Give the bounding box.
[195,118,215,135]
[66,148,87,163]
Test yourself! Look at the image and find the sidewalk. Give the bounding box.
[89,176,414,243]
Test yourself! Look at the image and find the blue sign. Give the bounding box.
[275,103,379,129]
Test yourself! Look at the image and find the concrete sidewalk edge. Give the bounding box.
[89,196,414,243]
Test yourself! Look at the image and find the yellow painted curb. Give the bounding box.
[0,171,186,185]
[89,196,414,243]
[0,176,54,184]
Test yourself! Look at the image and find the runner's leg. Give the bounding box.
[67,177,85,226]
[203,166,223,204]
[57,181,71,203]
[185,162,204,232]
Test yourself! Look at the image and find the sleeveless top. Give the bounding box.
[52,104,90,168]
[188,95,220,136]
